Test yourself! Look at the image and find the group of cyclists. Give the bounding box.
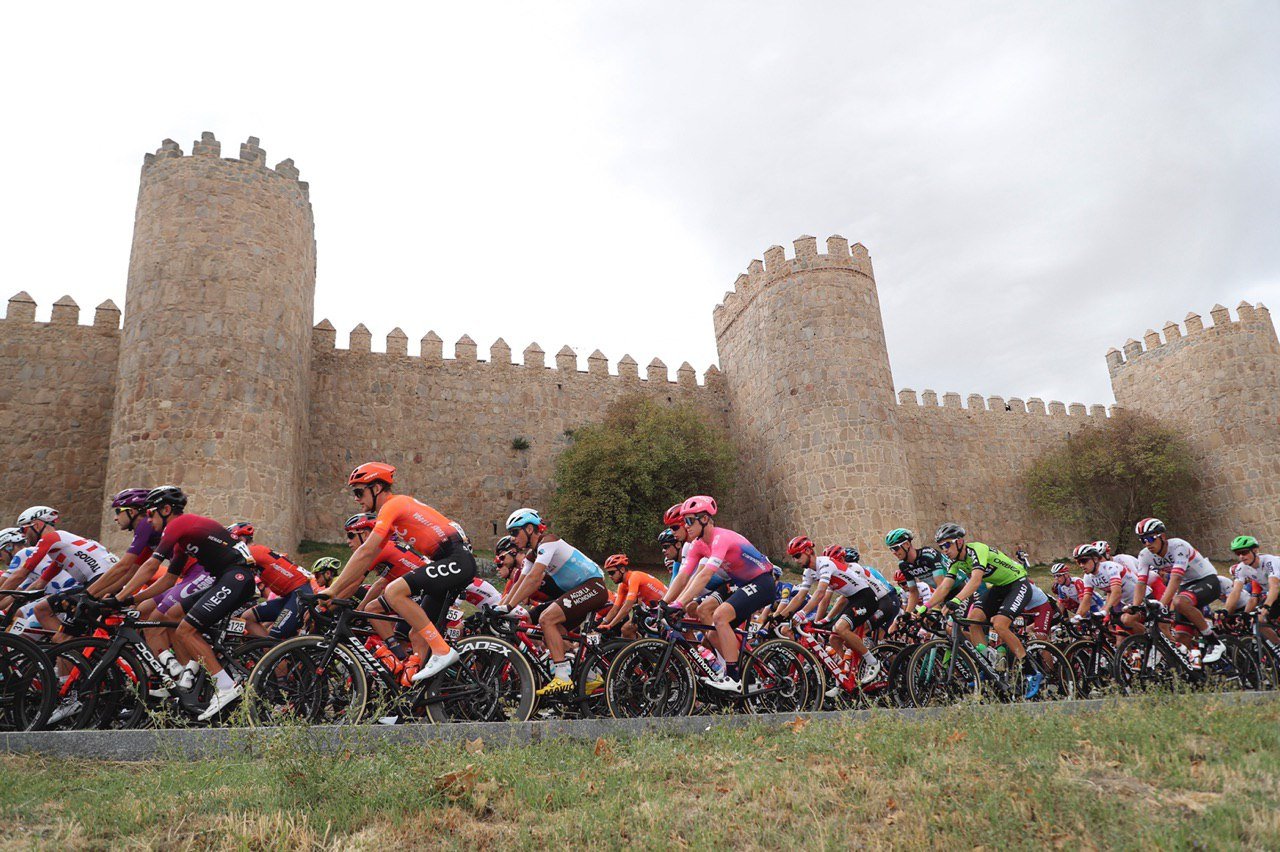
[0,457,1275,729]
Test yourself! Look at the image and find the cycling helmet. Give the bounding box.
[934,522,965,543]
[495,534,518,555]
[893,568,906,585]
[344,513,377,534]
[822,544,846,563]
[348,462,395,487]
[110,488,150,510]
[885,528,913,548]
[844,546,860,564]
[663,503,684,527]
[1134,518,1165,537]
[17,506,59,528]
[680,495,718,517]
[1093,540,1113,558]
[1072,543,1104,561]
[603,554,629,572]
[144,486,187,513]
[311,556,341,575]
[1231,535,1260,552]
[1050,562,1071,577]
[657,528,678,548]
[228,522,255,542]
[505,507,544,532]
[0,527,23,549]
[786,535,815,557]
[772,564,782,581]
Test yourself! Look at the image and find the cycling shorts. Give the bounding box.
[873,592,901,630]
[157,567,213,616]
[974,579,1031,620]
[250,586,308,639]
[185,566,256,631]
[723,573,776,622]
[1177,574,1221,610]
[545,577,610,630]
[835,587,879,631]
[398,540,477,631]
[1024,601,1053,635]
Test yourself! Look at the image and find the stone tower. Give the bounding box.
[102,133,316,549]
[713,236,916,555]
[1107,302,1280,555]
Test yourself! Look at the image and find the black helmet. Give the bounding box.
[657,528,678,547]
[495,535,517,555]
[934,522,966,543]
[144,485,187,513]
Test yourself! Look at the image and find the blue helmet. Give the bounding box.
[844,546,860,564]
[777,582,795,600]
[505,507,543,532]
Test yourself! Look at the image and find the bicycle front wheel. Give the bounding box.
[741,638,824,714]
[605,638,697,719]
[0,633,56,731]
[49,637,149,730]
[424,635,536,723]
[906,640,980,707]
[1114,634,1177,695]
[246,635,368,726]
[1013,640,1075,702]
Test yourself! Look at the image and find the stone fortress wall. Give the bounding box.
[0,131,1274,564]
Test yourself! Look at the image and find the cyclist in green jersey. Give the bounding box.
[927,522,1032,664]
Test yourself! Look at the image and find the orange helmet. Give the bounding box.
[349,462,395,487]
[603,554,629,572]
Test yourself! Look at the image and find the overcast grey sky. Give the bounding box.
[2,2,1276,404]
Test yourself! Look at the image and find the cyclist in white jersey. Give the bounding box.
[775,537,829,631]
[1226,536,1280,643]
[812,545,896,684]
[1070,544,1143,635]
[1134,518,1226,663]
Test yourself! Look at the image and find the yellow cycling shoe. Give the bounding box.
[583,677,605,696]
[536,676,575,697]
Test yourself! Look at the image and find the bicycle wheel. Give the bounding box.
[49,638,150,730]
[246,635,368,725]
[884,642,919,708]
[228,637,278,679]
[906,640,980,707]
[605,638,697,718]
[1013,640,1075,702]
[1233,638,1280,691]
[740,638,823,714]
[1064,639,1119,698]
[0,633,56,731]
[424,635,536,723]
[572,639,629,719]
[1114,634,1177,695]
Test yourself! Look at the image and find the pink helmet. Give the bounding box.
[680,495,718,518]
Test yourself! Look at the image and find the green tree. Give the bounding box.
[1024,411,1201,552]
[549,394,736,560]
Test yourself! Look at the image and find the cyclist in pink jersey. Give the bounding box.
[669,495,776,692]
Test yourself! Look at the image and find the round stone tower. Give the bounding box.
[102,133,316,549]
[713,235,916,555]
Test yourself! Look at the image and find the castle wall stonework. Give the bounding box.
[2,133,1274,565]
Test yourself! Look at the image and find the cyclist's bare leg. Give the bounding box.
[966,608,988,649]
[710,602,740,667]
[175,620,225,677]
[990,613,1026,660]
[833,622,868,658]
[383,579,445,659]
[538,604,569,665]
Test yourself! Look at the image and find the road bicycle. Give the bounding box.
[1114,600,1241,694]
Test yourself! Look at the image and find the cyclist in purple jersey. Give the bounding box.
[89,489,159,597]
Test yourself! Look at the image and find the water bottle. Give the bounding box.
[366,636,401,674]
[1188,648,1202,669]
[697,646,722,673]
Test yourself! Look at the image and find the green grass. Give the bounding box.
[2,694,1277,849]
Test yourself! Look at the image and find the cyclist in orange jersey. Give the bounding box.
[320,462,475,682]
[597,554,667,638]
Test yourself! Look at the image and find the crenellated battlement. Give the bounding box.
[1106,301,1276,377]
[896,387,1113,418]
[3,291,122,330]
[310,320,724,389]
[141,132,310,202]
[713,235,874,339]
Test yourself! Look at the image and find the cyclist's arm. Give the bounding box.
[1160,570,1182,608]
[777,589,808,619]
[597,590,626,629]
[1264,577,1280,612]
[88,551,141,597]
[1225,579,1245,613]
[674,563,717,608]
[927,574,955,609]
[118,555,164,600]
[506,562,549,609]
[1075,590,1093,619]
[661,570,691,604]
[905,585,920,612]
[1103,584,1122,615]
[132,570,177,605]
[326,531,385,597]
[356,576,389,609]
[1131,575,1148,607]
[799,581,829,618]
[821,595,848,622]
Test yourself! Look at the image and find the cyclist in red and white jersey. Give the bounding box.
[227,523,315,640]
[1069,545,1143,636]
[461,576,502,609]
[774,536,831,630]
[1226,536,1279,642]
[1133,518,1226,663]
[810,544,897,684]
[668,496,777,692]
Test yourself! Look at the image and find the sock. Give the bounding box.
[158,650,175,667]
[864,651,878,666]
[214,670,234,690]
[417,623,453,657]
[1200,628,1216,638]
[553,661,572,681]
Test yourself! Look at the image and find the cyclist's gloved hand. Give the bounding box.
[489,604,510,615]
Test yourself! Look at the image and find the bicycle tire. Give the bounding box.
[1114,634,1179,695]
[424,634,536,723]
[741,638,824,714]
[605,638,697,719]
[0,632,56,731]
[906,639,980,707]
[572,638,630,719]
[48,637,149,730]
[246,635,368,726]
[1064,638,1118,698]
[1013,640,1075,702]
[1233,637,1280,691]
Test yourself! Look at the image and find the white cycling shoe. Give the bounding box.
[197,683,243,721]
[47,695,82,726]
[704,674,743,693]
[1202,637,1227,665]
[411,648,460,684]
[858,659,883,686]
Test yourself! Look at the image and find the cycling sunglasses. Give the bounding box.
[936,539,958,550]
[351,486,368,498]
[890,542,910,553]
[1139,535,1160,544]
[682,516,701,527]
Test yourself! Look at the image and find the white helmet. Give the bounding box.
[16,506,58,528]
[0,527,23,548]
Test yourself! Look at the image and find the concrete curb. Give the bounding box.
[3,691,1275,761]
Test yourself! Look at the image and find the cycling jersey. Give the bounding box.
[1232,555,1280,596]
[534,538,604,592]
[125,518,162,561]
[21,530,116,586]
[897,547,949,590]
[1053,577,1104,613]
[866,565,892,589]
[507,557,556,603]
[248,544,313,597]
[1137,537,1216,583]
[154,514,252,577]
[1083,560,1139,604]
[1112,553,1140,573]
[1025,582,1051,610]
[945,542,1027,587]
[680,528,773,585]
[462,577,502,608]
[822,561,891,600]
[611,570,667,608]
[370,495,460,560]
[371,539,428,581]
[798,556,839,592]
